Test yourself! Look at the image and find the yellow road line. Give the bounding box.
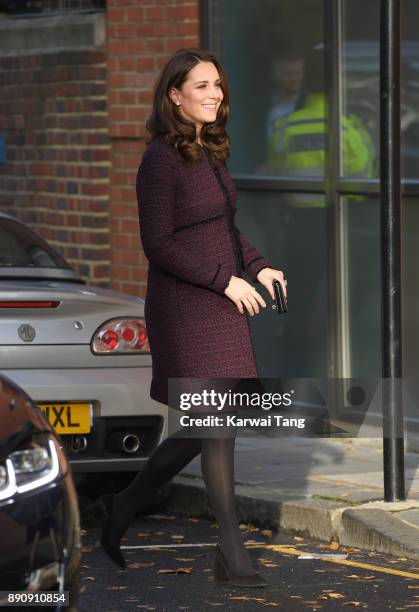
[247,544,419,580]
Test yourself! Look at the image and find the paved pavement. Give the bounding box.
[165,436,419,561]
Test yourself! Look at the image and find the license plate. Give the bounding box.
[37,403,92,434]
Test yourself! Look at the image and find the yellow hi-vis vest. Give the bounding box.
[268,94,375,207]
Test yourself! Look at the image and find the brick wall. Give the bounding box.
[0,3,202,295]
[0,14,111,285]
[107,0,200,297]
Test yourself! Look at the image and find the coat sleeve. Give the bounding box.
[137,144,233,295]
[237,232,272,282]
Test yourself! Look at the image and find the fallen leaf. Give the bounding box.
[127,562,156,569]
[327,593,346,599]
[294,536,304,541]
[83,576,96,581]
[260,529,273,538]
[360,575,376,580]
[239,523,258,532]
[146,547,177,552]
[187,517,200,523]
[157,567,193,574]
[342,603,364,608]
[81,546,95,553]
[228,596,265,601]
[175,557,195,562]
[108,586,128,591]
[171,535,184,540]
[228,596,279,606]
[258,557,279,568]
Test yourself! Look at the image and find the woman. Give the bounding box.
[97,48,287,588]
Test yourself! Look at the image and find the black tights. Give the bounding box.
[112,424,256,575]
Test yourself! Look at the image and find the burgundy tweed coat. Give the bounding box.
[136,134,272,406]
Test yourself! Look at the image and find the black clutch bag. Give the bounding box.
[272,279,287,314]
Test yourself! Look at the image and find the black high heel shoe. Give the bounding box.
[213,543,268,587]
[95,494,126,569]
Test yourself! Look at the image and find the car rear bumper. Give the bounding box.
[1,367,168,472]
[2,366,163,417]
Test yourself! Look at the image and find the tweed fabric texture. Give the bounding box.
[136,135,272,405]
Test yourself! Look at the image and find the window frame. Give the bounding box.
[201,0,419,379]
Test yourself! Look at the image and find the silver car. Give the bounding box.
[0,213,167,473]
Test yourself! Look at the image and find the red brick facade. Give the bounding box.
[107,0,200,296]
[0,48,111,284]
[0,1,200,296]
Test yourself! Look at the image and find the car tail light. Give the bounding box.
[91,318,150,354]
[0,301,60,308]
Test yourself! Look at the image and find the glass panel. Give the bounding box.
[341,0,379,179]
[344,196,381,377]
[345,195,419,378]
[236,191,328,378]
[342,0,419,181]
[210,0,325,178]
[0,218,71,269]
[401,2,419,179]
[2,0,106,15]
[403,199,419,376]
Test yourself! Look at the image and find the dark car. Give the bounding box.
[0,374,81,609]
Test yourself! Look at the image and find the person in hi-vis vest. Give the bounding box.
[267,81,375,207]
[265,50,376,377]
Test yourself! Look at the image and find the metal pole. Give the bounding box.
[380,0,405,501]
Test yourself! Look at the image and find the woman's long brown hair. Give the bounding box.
[145,48,231,162]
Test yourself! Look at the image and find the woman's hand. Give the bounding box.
[256,267,287,300]
[224,275,267,316]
